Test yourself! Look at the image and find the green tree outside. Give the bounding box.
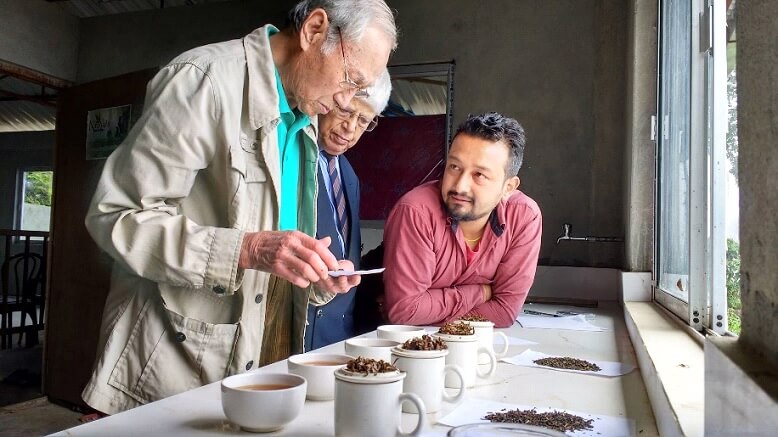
[726,238,741,334]
[24,171,53,207]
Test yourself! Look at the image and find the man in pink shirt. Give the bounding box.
[383,112,542,328]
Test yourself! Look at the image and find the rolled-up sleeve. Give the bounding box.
[85,63,244,293]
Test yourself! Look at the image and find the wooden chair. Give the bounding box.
[0,252,44,348]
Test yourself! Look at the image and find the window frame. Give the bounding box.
[15,166,54,234]
[654,0,728,334]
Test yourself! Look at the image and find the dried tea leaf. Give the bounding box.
[402,335,447,350]
[460,314,490,322]
[483,408,595,432]
[533,356,602,372]
[346,356,398,375]
[438,321,475,336]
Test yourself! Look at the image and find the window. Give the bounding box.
[655,0,729,334]
[18,169,53,232]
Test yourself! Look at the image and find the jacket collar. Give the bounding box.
[244,25,318,138]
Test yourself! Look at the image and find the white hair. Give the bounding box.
[288,0,398,54]
[362,69,392,114]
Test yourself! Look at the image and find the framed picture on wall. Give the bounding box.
[85,104,132,160]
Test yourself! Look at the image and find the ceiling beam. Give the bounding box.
[0,89,57,107]
[0,60,72,90]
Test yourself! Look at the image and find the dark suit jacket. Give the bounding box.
[304,155,361,351]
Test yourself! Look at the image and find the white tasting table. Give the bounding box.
[52,303,657,436]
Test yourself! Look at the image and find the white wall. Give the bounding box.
[0,0,79,81]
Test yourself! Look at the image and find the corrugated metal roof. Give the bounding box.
[0,101,56,133]
[1,0,233,132]
[0,74,58,132]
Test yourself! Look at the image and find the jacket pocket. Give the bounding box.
[107,300,239,404]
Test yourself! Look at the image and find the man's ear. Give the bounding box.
[299,8,330,52]
[504,176,520,196]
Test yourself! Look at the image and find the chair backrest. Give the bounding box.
[1,252,43,301]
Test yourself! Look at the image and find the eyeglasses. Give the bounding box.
[333,103,378,132]
[337,27,370,98]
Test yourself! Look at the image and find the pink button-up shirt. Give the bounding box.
[383,181,542,328]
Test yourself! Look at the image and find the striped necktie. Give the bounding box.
[325,153,349,246]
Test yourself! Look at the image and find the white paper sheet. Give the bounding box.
[516,314,607,332]
[438,398,636,437]
[493,336,539,346]
[327,267,385,277]
[500,349,636,377]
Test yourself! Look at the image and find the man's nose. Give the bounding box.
[452,173,470,193]
[343,115,358,132]
[334,90,357,109]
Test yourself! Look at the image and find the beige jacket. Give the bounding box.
[82,25,331,414]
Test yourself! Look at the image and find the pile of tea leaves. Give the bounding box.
[460,314,490,322]
[483,408,594,432]
[438,321,474,336]
[346,357,397,375]
[402,335,447,350]
[533,356,602,372]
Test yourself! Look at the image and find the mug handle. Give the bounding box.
[397,392,426,436]
[475,346,497,378]
[493,331,510,357]
[441,364,466,404]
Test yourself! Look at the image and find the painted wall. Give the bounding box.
[0,0,79,81]
[74,0,628,268]
[0,131,55,229]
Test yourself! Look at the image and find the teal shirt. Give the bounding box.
[271,33,311,231]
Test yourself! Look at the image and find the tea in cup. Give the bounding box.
[345,338,402,362]
[221,372,306,432]
[334,357,426,437]
[391,335,465,413]
[377,325,427,343]
[287,352,351,400]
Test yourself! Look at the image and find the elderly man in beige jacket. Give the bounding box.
[82,0,396,414]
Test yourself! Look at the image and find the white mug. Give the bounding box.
[390,347,466,413]
[334,368,426,437]
[433,332,496,388]
[377,325,428,343]
[457,320,510,364]
[287,353,351,400]
[345,338,402,362]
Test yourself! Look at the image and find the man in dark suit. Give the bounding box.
[305,70,392,350]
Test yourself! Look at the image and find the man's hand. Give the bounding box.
[481,284,493,302]
[313,259,361,294]
[239,231,347,289]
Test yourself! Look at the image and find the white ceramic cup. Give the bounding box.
[457,320,510,364]
[377,325,428,343]
[287,352,351,400]
[433,332,496,388]
[345,338,402,362]
[221,372,306,433]
[334,368,426,437]
[390,346,466,413]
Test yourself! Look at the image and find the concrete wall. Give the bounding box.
[0,131,55,229]
[623,0,657,272]
[74,0,629,268]
[738,0,778,366]
[75,1,294,83]
[0,0,79,81]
